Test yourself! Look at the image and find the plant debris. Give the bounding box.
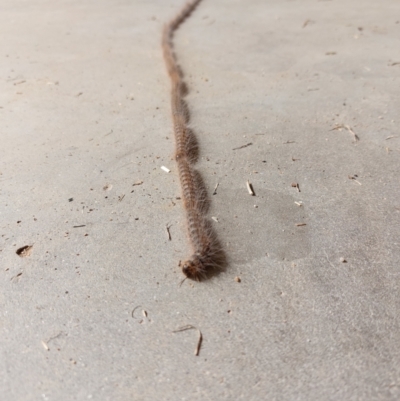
[246,180,255,196]
[348,175,362,185]
[331,124,359,142]
[232,142,252,150]
[291,183,301,192]
[213,182,219,195]
[166,224,172,240]
[172,325,203,356]
[131,305,148,321]
[16,245,33,257]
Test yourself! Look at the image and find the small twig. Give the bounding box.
[10,272,23,281]
[172,325,203,356]
[212,216,219,223]
[331,124,359,142]
[166,224,172,240]
[345,125,359,142]
[246,180,255,196]
[131,306,148,321]
[132,181,144,186]
[232,142,252,150]
[41,341,49,351]
[41,332,64,351]
[118,194,125,202]
[295,223,307,227]
[131,306,142,319]
[213,182,219,195]
[73,225,86,228]
[161,166,170,173]
[348,175,362,185]
[385,135,398,140]
[283,140,295,144]
[291,183,301,192]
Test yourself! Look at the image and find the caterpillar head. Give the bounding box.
[181,255,206,281]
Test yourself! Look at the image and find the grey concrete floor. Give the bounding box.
[1,0,400,400]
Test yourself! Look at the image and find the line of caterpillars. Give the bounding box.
[162,0,224,280]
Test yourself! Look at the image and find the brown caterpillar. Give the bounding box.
[162,0,225,280]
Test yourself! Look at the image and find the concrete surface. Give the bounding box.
[1,0,400,400]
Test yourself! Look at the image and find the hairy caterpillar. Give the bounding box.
[162,0,224,280]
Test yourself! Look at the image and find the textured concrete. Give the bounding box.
[1,0,400,400]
